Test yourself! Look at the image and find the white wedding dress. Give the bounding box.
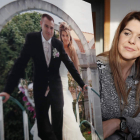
[30,61,85,140]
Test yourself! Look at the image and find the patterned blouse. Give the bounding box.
[96,56,140,138]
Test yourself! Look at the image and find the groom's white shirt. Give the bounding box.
[41,32,52,96]
[41,32,52,66]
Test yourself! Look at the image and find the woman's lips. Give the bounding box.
[124,46,135,51]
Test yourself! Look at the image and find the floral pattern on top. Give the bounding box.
[96,57,139,121]
[96,56,140,138]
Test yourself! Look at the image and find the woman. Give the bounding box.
[59,22,80,74]
[59,22,85,140]
[29,22,85,140]
[97,11,140,140]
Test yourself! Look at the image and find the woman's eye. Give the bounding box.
[124,32,130,36]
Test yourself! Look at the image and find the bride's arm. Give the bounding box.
[59,41,85,89]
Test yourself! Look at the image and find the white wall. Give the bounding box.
[110,0,140,48]
[0,0,93,34]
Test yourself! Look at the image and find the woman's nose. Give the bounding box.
[128,36,136,45]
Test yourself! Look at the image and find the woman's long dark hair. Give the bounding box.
[99,11,140,116]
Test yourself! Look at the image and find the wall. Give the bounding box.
[110,0,140,48]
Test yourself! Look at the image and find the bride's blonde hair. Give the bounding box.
[59,22,75,61]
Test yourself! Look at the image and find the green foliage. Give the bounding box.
[83,131,92,140]
[0,12,42,140]
[3,94,24,140]
[0,12,42,90]
[69,73,90,138]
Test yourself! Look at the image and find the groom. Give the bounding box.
[0,14,86,140]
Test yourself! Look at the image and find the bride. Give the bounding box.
[59,22,85,140]
[27,22,85,140]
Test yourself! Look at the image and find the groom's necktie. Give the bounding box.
[44,41,50,66]
[44,41,51,97]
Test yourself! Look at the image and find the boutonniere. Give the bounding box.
[53,47,60,58]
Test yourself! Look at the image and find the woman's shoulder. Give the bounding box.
[96,55,109,65]
[96,55,109,70]
[96,56,112,77]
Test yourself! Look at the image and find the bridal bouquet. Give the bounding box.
[18,79,36,118]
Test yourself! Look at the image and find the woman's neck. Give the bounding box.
[120,59,135,81]
[64,44,68,49]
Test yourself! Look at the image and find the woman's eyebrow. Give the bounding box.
[123,28,132,32]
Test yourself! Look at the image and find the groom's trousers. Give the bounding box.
[35,92,63,140]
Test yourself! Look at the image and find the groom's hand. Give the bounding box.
[0,92,10,103]
[83,85,88,92]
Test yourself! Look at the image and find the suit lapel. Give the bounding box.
[49,37,55,68]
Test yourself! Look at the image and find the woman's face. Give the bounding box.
[61,31,70,46]
[118,19,140,62]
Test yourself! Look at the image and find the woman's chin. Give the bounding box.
[63,43,69,46]
[120,55,137,62]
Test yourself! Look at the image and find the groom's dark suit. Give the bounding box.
[4,32,85,140]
